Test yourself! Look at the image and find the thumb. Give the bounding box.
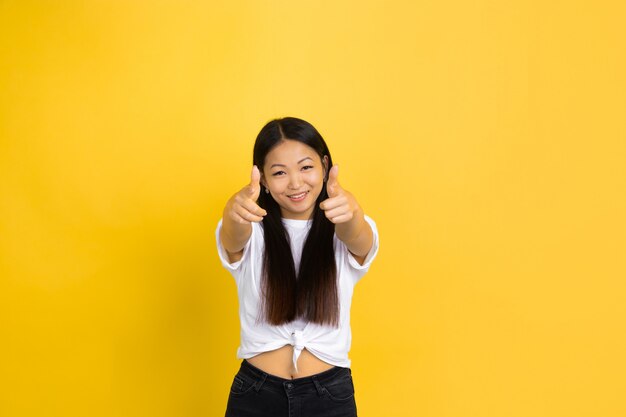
[326,165,340,197]
[249,165,261,199]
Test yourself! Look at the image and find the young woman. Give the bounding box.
[216,117,379,417]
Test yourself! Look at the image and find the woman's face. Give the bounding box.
[261,139,328,220]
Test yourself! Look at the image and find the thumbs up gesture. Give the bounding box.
[225,165,267,224]
[319,165,360,224]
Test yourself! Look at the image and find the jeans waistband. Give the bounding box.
[239,359,351,393]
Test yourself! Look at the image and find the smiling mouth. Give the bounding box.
[287,191,309,201]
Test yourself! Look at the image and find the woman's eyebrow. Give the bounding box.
[270,157,314,169]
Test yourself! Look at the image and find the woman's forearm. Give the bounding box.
[335,208,373,258]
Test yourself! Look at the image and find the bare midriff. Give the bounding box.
[246,345,335,379]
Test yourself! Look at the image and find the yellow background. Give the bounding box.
[1,1,625,416]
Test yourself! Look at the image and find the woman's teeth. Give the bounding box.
[288,192,307,200]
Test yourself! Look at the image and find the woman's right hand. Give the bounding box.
[224,165,267,224]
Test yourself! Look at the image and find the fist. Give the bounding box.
[319,165,359,224]
[225,165,268,224]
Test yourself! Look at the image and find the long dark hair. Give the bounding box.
[253,117,339,327]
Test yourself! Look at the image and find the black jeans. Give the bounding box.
[225,359,358,417]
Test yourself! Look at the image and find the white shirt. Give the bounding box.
[215,215,379,371]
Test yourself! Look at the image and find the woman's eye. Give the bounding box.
[302,165,314,170]
[272,171,285,176]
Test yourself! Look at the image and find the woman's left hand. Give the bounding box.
[319,165,360,224]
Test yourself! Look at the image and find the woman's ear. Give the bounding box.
[259,172,267,188]
[323,155,329,179]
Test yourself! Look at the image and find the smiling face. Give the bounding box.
[261,139,328,220]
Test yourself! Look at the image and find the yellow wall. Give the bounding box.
[1,1,625,416]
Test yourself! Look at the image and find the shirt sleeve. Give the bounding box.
[345,214,380,276]
[215,218,254,275]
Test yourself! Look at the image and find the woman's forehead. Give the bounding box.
[264,140,319,165]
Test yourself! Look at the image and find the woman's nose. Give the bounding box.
[288,174,303,189]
